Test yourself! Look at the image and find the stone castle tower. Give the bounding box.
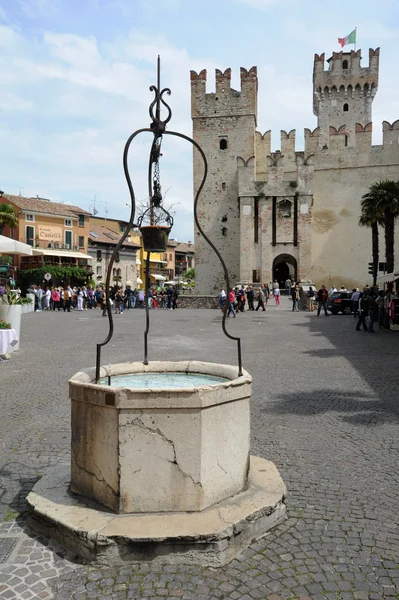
[191,49,399,294]
[190,67,258,292]
[313,49,379,146]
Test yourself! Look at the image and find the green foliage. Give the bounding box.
[88,278,96,289]
[184,267,195,280]
[0,204,18,235]
[360,179,399,275]
[0,319,11,329]
[18,265,88,286]
[0,255,12,265]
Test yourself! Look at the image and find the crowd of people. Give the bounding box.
[219,280,308,317]
[218,279,398,332]
[27,284,179,315]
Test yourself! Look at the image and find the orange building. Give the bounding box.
[0,194,92,276]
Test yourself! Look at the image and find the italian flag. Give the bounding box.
[338,29,356,48]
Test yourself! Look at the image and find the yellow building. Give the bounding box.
[89,216,172,288]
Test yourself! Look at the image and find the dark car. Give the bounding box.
[327,291,353,315]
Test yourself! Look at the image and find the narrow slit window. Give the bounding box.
[219,139,227,150]
[343,103,349,112]
[345,134,348,147]
[342,60,348,69]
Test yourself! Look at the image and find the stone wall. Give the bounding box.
[178,295,219,309]
[192,49,399,294]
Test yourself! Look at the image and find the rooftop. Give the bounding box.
[88,225,140,249]
[2,194,91,218]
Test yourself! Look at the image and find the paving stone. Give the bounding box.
[0,308,398,599]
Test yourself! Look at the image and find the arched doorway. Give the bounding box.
[272,254,297,289]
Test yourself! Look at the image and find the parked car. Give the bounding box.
[327,291,353,315]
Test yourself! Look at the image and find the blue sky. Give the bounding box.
[1,0,398,241]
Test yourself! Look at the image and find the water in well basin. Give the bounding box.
[98,372,229,389]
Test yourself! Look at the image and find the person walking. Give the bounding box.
[63,287,71,312]
[255,287,266,311]
[247,286,254,311]
[114,288,123,314]
[36,286,43,312]
[273,283,280,306]
[167,285,173,310]
[285,278,292,297]
[307,285,315,311]
[292,285,300,311]
[219,289,226,310]
[138,289,145,308]
[51,287,60,311]
[367,288,378,333]
[101,290,108,316]
[351,288,361,317]
[227,289,236,317]
[316,285,329,316]
[172,289,179,310]
[44,287,51,310]
[77,288,84,311]
[356,290,369,331]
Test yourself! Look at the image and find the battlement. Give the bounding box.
[313,48,379,117]
[191,67,257,119]
[252,121,399,179]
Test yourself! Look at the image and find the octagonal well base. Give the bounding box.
[27,456,287,568]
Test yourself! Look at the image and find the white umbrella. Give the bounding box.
[0,235,33,256]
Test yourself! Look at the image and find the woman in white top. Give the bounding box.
[77,288,84,311]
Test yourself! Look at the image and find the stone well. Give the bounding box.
[69,361,251,514]
[27,361,287,567]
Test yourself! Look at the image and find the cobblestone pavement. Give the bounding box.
[0,302,398,599]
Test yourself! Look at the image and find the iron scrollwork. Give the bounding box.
[95,56,242,382]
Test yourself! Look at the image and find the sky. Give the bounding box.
[0,0,398,241]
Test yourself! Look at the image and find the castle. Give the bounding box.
[190,48,399,294]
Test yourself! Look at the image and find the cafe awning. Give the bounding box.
[150,274,166,281]
[377,271,399,285]
[32,248,93,260]
[0,235,33,256]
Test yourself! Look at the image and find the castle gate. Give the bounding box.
[272,254,297,288]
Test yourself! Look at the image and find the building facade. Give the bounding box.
[1,194,93,278]
[191,48,399,294]
[88,225,139,288]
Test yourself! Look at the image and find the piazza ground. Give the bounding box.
[0,301,398,600]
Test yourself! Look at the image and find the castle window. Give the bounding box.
[342,60,348,70]
[222,182,226,190]
[219,139,227,150]
[278,199,292,219]
[343,103,349,112]
[345,134,348,147]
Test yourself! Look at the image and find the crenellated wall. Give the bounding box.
[191,50,399,293]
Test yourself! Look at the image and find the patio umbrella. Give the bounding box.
[0,235,33,255]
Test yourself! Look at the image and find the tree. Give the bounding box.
[0,204,18,236]
[359,196,380,286]
[360,180,399,280]
[184,267,195,280]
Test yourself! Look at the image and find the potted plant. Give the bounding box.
[0,319,11,329]
[0,287,25,351]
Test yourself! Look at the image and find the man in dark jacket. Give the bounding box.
[316,285,329,316]
[356,290,369,331]
[367,288,379,333]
